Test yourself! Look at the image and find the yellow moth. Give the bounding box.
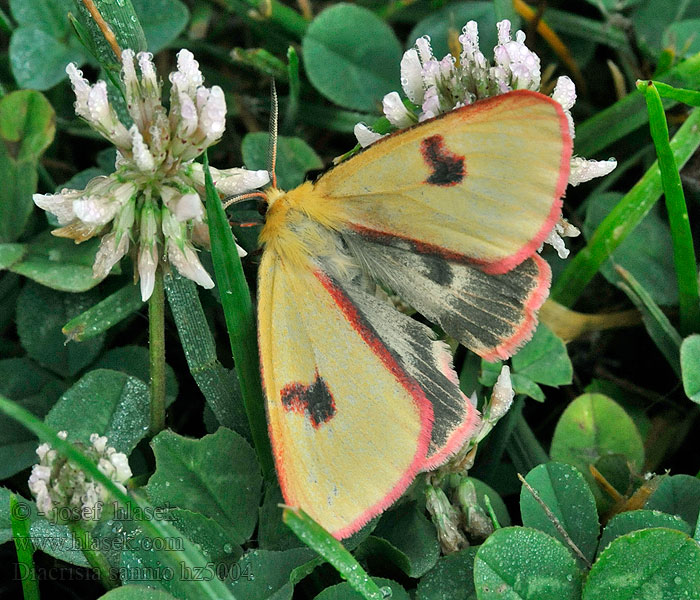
[256,90,572,538]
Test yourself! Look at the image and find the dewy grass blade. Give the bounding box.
[203,152,275,479]
[617,266,683,377]
[0,396,237,600]
[575,52,700,157]
[10,494,40,600]
[552,107,700,307]
[637,81,700,335]
[283,506,388,600]
[0,396,134,505]
[62,282,144,342]
[164,272,250,438]
[73,0,146,69]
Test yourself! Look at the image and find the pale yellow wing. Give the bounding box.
[258,248,433,538]
[315,90,572,274]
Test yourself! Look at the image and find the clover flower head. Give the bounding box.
[28,432,132,525]
[35,50,269,300]
[354,20,617,259]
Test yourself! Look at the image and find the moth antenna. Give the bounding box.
[223,191,267,210]
[268,79,279,189]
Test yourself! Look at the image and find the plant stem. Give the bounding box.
[68,521,117,589]
[149,269,166,435]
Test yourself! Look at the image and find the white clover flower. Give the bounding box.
[568,156,618,186]
[28,432,133,525]
[353,123,385,148]
[354,20,617,259]
[489,365,515,421]
[382,91,415,128]
[542,218,581,259]
[35,49,270,301]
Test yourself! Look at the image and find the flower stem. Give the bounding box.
[68,520,117,589]
[149,268,166,435]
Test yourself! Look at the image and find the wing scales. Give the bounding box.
[338,275,480,470]
[258,249,433,537]
[316,90,572,274]
[345,233,550,361]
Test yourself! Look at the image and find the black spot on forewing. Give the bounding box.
[281,371,336,428]
[420,135,466,186]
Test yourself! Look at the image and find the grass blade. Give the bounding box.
[653,81,700,106]
[283,46,301,133]
[552,107,700,307]
[283,506,388,600]
[10,494,40,600]
[575,52,700,157]
[164,272,250,438]
[73,0,147,65]
[638,81,700,335]
[616,266,683,377]
[203,152,274,479]
[62,283,143,342]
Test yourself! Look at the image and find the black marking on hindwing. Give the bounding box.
[280,371,336,428]
[421,254,454,286]
[420,135,466,186]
